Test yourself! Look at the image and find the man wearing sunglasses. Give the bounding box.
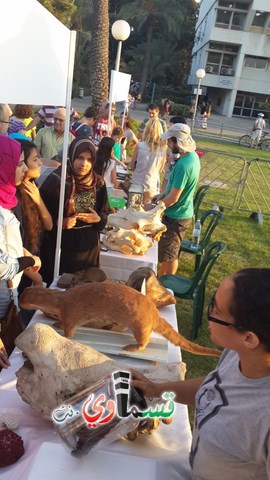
[34,108,75,160]
[0,103,12,135]
[132,268,270,480]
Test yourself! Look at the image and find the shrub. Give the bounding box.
[170,102,191,117]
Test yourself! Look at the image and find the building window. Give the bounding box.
[216,9,231,28]
[244,56,268,70]
[231,12,246,29]
[218,1,248,9]
[215,1,247,30]
[252,11,268,27]
[233,92,270,117]
[206,43,238,75]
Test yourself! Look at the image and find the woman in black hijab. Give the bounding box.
[40,137,109,285]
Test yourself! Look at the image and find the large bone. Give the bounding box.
[106,202,167,241]
[15,324,185,419]
[102,228,153,255]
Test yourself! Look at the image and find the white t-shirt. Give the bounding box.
[132,141,166,195]
[103,159,116,188]
[191,349,270,480]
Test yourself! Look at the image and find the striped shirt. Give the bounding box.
[37,105,77,127]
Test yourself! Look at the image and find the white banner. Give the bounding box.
[109,70,131,103]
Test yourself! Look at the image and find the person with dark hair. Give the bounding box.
[132,268,270,480]
[138,103,167,139]
[169,116,187,125]
[111,126,124,161]
[40,137,109,285]
[200,99,211,129]
[110,126,127,170]
[13,140,53,325]
[15,140,53,256]
[71,106,97,138]
[94,136,116,196]
[161,98,170,119]
[0,135,41,368]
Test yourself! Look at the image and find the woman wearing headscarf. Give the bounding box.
[0,135,41,368]
[40,137,109,286]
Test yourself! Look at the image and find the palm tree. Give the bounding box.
[125,38,177,85]
[89,0,109,109]
[118,0,187,98]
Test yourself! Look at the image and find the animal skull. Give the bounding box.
[106,202,167,241]
[15,324,185,420]
[102,228,153,255]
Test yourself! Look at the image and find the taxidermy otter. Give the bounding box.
[20,283,221,357]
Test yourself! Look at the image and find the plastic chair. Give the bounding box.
[180,209,224,270]
[193,185,210,223]
[159,241,227,339]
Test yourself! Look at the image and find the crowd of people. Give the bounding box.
[0,98,201,358]
[0,98,270,479]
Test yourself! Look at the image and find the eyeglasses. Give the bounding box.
[0,120,11,124]
[207,294,246,330]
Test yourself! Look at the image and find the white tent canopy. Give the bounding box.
[0,0,76,277]
[0,0,72,105]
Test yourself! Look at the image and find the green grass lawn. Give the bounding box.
[176,137,270,426]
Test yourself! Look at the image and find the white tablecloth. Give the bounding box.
[0,302,192,480]
[100,237,158,281]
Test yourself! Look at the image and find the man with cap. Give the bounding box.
[155,123,200,276]
[250,113,266,148]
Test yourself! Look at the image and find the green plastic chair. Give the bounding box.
[180,209,224,270]
[193,185,210,223]
[159,241,227,339]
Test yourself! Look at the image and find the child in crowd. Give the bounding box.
[111,126,127,170]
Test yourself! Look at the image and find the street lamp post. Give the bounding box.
[192,68,206,132]
[111,20,131,72]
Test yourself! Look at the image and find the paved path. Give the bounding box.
[71,96,266,139]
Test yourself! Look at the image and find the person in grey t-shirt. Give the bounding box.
[132,268,270,480]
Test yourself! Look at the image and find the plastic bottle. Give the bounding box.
[191,220,202,249]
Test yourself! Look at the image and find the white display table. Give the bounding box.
[0,299,192,480]
[100,237,158,281]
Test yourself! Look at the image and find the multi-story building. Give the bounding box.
[188,0,270,118]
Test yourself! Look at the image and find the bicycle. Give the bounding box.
[238,131,270,151]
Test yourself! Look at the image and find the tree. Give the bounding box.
[89,0,109,109]
[71,0,93,97]
[38,0,76,27]
[125,38,176,85]
[117,0,187,98]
